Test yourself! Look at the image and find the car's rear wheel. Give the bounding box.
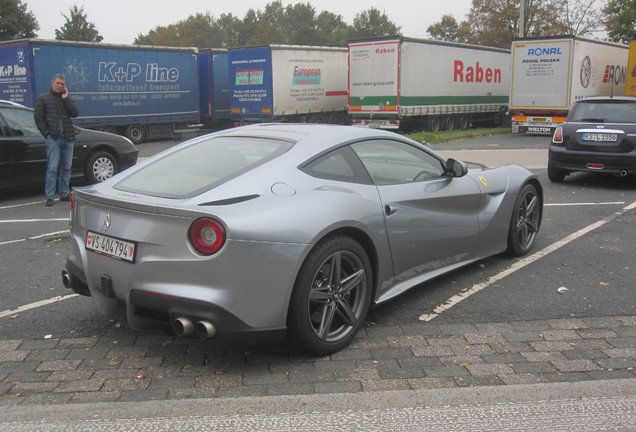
[309,113,329,123]
[126,123,146,144]
[457,114,470,130]
[547,163,568,183]
[443,115,455,131]
[85,151,118,184]
[428,116,441,132]
[328,111,347,125]
[506,183,542,257]
[288,236,372,355]
[101,125,119,135]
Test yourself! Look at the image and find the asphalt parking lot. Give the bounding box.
[1,134,635,413]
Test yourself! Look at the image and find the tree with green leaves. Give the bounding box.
[134,2,400,47]
[55,5,103,42]
[0,0,39,40]
[251,0,287,44]
[283,2,319,45]
[457,0,568,48]
[426,14,464,42]
[349,7,401,39]
[604,0,636,44]
[315,11,349,46]
[135,13,223,47]
[217,13,247,47]
[430,0,608,49]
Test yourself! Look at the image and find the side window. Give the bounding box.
[351,139,445,185]
[0,108,40,137]
[302,146,372,184]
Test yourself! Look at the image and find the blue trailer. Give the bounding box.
[0,39,200,143]
[198,49,231,127]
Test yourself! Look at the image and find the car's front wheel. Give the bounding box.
[506,183,542,257]
[85,151,118,184]
[288,236,373,355]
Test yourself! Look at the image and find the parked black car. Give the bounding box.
[548,96,636,182]
[0,102,138,192]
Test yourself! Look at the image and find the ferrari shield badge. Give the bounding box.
[479,176,488,187]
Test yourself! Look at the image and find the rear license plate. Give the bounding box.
[86,231,136,263]
[582,132,618,142]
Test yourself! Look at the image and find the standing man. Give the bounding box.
[34,74,80,206]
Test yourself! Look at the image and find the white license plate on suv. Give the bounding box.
[86,231,136,263]
[582,132,618,142]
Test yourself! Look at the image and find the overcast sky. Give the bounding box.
[26,0,473,45]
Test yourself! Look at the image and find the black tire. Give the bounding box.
[547,163,567,183]
[442,115,455,131]
[428,116,441,132]
[126,123,146,144]
[328,111,347,125]
[85,151,118,184]
[309,113,329,124]
[458,115,469,130]
[288,236,373,355]
[506,183,542,257]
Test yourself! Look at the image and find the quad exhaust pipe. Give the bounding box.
[173,317,217,339]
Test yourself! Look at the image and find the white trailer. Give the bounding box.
[348,37,511,131]
[510,36,629,135]
[228,45,348,124]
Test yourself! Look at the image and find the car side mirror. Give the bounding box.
[445,158,468,177]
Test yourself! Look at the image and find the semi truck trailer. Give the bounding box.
[228,44,348,125]
[0,39,200,143]
[348,37,511,131]
[509,36,628,135]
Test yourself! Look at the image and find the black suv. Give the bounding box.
[548,96,636,182]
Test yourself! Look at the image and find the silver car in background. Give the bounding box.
[64,124,543,355]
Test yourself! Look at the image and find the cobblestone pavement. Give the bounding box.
[1,315,635,406]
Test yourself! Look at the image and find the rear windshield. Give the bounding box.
[115,136,290,198]
[570,100,636,123]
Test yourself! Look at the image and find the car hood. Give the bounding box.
[75,127,137,148]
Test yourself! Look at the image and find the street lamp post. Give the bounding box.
[519,0,525,38]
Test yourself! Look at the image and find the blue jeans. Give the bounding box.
[45,136,74,200]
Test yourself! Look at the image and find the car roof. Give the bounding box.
[209,123,420,158]
[217,123,410,145]
[576,96,636,103]
[0,100,27,108]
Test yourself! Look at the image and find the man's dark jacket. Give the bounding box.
[34,89,80,141]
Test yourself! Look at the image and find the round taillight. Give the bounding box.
[188,218,226,255]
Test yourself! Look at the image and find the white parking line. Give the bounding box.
[0,294,78,319]
[419,201,635,321]
[0,201,44,210]
[0,218,68,223]
[544,201,625,207]
[0,230,68,246]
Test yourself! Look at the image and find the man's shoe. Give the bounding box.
[45,198,54,207]
[60,196,70,202]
